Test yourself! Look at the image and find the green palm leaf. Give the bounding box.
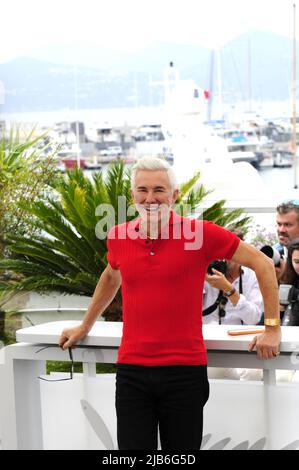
[0,158,251,317]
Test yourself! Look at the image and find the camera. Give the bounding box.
[207,260,227,276]
[279,284,299,326]
[279,284,299,305]
[260,245,282,267]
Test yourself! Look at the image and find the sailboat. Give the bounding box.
[60,66,85,170]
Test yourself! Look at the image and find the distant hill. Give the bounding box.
[28,41,211,75]
[220,30,292,102]
[0,30,294,113]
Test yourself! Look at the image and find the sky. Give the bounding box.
[0,0,297,63]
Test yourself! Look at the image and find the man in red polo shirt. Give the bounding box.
[59,156,281,450]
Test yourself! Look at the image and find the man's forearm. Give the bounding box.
[81,270,121,332]
[247,258,281,358]
[254,261,280,324]
[232,242,281,357]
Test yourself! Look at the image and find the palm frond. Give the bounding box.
[0,154,251,313]
[178,171,201,197]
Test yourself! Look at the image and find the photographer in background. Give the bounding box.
[279,241,299,327]
[274,200,299,280]
[203,232,263,327]
[203,231,264,381]
[276,200,299,250]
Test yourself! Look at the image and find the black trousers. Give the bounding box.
[115,363,209,450]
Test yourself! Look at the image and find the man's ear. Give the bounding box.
[172,189,180,203]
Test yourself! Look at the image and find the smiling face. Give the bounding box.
[131,169,179,229]
[276,210,299,246]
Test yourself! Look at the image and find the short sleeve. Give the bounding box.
[203,221,240,264]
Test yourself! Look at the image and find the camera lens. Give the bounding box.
[207,260,227,275]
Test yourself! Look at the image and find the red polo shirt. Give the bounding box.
[107,211,240,366]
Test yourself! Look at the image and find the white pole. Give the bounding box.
[216,49,223,119]
[248,39,252,113]
[293,2,297,189]
[207,51,215,122]
[73,65,81,168]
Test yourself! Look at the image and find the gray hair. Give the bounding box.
[277,201,299,224]
[130,156,178,191]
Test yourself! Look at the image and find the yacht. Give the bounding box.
[159,64,272,209]
[57,143,82,158]
[272,148,293,168]
[132,124,166,158]
[215,127,267,168]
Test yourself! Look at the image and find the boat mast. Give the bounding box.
[216,49,223,119]
[248,38,252,113]
[73,64,81,168]
[207,51,215,121]
[164,61,178,106]
[293,2,298,189]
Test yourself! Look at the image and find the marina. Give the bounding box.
[2,0,299,450]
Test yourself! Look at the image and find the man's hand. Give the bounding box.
[248,327,281,360]
[59,324,89,350]
[58,264,121,350]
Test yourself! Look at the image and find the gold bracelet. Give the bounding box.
[264,318,281,327]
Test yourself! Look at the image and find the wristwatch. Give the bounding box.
[223,287,236,297]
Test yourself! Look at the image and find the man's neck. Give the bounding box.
[140,211,172,239]
[227,265,241,282]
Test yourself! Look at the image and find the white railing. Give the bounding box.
[1,322,299,450]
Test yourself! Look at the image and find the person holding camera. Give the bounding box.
[203,233,264,380]
[203,234,263,326]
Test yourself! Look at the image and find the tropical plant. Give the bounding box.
[0,127,61,335]
[174,171,251,230]
[0,160,250,320]
[0,127,59,258]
